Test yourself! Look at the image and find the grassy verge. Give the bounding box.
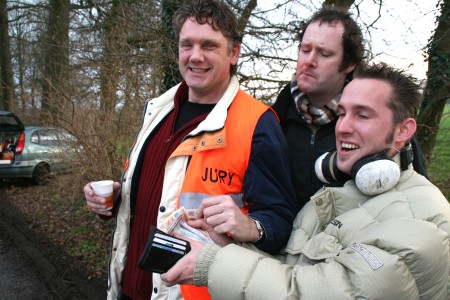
[3,175,111,280]
[428,104,449,200]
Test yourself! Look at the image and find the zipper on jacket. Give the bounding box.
[310,134,316,145]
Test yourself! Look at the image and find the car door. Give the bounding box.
[45,128,80,173]
[37,129,66,172]
[57,129,82,172]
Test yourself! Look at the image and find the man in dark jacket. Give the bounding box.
[272,5,427,209]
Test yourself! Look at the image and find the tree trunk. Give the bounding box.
[41,0,71,121]
[99,0,126,117]
[160,0,184,92]
[0,0,14,112]
[416,0,450,164]
[236,0,257,35]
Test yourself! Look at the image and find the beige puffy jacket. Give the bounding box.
[195,166,450,299]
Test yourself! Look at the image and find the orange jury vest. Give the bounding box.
[171,90,269,299]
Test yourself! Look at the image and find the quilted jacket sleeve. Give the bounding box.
[194,218,449,300]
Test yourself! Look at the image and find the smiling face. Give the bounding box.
[296,21,355,107]
[335,78,416,174]
[178,18,240,104]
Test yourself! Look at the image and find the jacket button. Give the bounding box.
[159,206,166,212]
[154,287,158,293]
[201,141,206,146]
[316,198,323,206]
[148,112,152,116]
[217,137,222,143]
[192,146,196,151]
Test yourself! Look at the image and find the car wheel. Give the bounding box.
[32,163,50,185]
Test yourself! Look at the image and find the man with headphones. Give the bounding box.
[161,63,450,299]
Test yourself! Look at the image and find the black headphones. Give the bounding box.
[315,143,414,195]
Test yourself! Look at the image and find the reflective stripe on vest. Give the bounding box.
[174,90,269,299]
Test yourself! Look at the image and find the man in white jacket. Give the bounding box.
[162,63,450,299]
[83,0,298,299]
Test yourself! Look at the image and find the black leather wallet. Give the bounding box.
[138,226,191,274]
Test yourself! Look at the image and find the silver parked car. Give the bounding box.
[0,111,81,185]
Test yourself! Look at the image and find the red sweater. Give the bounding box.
[122,83,213,299]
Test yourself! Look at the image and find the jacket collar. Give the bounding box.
[312,167,415,230]
[311,183,368,230]
[151,76,239,140]
[185,76,239,138]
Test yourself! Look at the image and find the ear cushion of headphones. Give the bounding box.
[353,159,401,195]
[315,149,402,195]
[350,150,392,179]
[315,152,333,184]
[315,151,350,183]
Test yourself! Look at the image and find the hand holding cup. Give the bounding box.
[90,180,114,211]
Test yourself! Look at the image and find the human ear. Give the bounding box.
[230,43,241,65]
[343,63,356,75]
[395,118,416,144]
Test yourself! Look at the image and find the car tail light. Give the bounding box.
[15,132,25,155]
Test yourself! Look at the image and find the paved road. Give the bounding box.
[0,188,105,299]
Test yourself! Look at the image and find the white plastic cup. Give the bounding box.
[91,180,114,210]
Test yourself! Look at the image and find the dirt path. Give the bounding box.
[0,186,106,299]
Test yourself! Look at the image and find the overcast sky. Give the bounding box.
[356,0,439,81]
[258,0,440,81]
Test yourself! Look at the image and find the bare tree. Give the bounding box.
[41,0,70,121]
[98,0,128,118]
[3,0,446,179]
[65,0,165,178]
[7,1,46,117]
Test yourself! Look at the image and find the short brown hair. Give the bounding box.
[354,63,422,124]
[299,5,365,75]
[172,0,241,75]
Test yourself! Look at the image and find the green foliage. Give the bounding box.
[73,225,90,234]
[68,240,102,257]
[428,104,449,200]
